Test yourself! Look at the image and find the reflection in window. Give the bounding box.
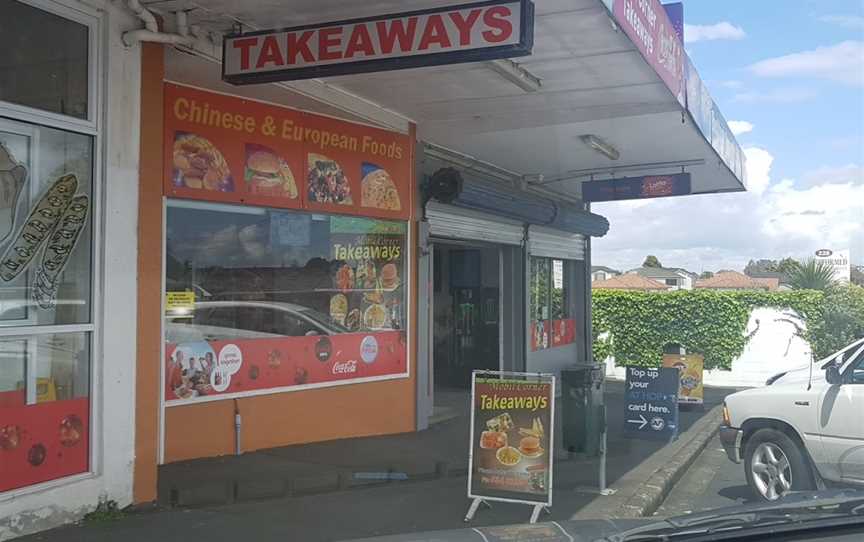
[0,0,89,119]
[0,119,93,327]
[165,201,406,343]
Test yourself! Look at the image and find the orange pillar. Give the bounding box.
[134,42,164,503]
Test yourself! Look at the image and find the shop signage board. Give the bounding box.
[814,248,851,283]
[624,367,679,441]
[662,354,704,405]
[163,82,412,221]
[582,173,691,202]
[610,0,685,106]
[662,3,684,42]
[223,0,535,84]
[466,371,555,524]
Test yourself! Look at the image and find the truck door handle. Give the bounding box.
[794,401,810,406]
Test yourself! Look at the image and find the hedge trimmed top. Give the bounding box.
[592,289,826,370]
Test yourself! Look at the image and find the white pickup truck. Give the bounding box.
[720,337,864,501]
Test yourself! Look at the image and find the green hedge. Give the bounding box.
[591,289,826,369]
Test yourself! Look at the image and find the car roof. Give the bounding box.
[189,300,313,312]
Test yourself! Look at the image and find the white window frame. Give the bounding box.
[0,0,103,498]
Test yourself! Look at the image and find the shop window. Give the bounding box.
[164,200,409,403]
[0,0,90,120]
[0,120,93,492]
[530,257,576,351]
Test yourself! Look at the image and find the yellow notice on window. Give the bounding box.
[166,291,195,312]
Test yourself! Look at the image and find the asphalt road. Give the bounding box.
[654,435,757,517]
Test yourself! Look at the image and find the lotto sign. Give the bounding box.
[223,0,534,84]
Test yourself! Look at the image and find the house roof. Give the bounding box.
[592,265,621,274]
[751,277,780,291]
[592,274,669,291]
[668,267,698,278]
[695,271,771,290]
[629,267,685,280]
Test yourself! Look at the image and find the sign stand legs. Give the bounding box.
[464,498,491,522]
[529,505,551,524]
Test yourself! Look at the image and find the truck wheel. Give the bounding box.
[744,428,814,501]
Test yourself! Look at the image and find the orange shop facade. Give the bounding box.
[137,54,422,489]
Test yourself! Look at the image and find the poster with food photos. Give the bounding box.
[329,217,405,334]
[469,372,555,506]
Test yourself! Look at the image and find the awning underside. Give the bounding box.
[151,0,746,202]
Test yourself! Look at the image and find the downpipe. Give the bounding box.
[122,0,196,47]
[234,398,242,456]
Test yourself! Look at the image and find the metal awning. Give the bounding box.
[146,0,746,203]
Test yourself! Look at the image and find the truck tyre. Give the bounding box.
[744,428,814,501]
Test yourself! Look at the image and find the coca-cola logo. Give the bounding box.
[815,249,832,257]
[332,360,358,375]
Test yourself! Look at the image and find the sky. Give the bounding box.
[592,0,864,274]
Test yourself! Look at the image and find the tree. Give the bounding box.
[643,255,662,268]
[788,258,837,291]
[852,265,864,287]
[807,284,864,359]
[744,259,777,275]
[775,257,800,282]
[699,271,714,279]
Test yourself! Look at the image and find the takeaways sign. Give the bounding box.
[223,0,535,84]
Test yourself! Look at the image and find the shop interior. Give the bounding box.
[431,242,502,413]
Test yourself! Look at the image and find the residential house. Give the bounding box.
[628,267,694,290]
[695,271,779,291]
[592,274,670,292]
[591,265,621,282]
[745,270,790,290]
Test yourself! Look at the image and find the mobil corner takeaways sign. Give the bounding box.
[468,371,554,506]
[223,0,535,84]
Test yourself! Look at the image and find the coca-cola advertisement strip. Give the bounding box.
[165,331,406,404]
[468,372,554,506]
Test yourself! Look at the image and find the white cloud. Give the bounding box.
[721,80,745,90]
[727,121,754,136]
[743,147,773,195]
[801,164,864,187]
[591,153,864,272]
[684,22,746,43]
[818,15,864,29]
[732,88,817,104]
[749,41,864,86]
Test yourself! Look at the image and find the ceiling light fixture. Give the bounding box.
[487,59,542,93]
[579,134,620,161]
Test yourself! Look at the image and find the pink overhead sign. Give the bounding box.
[613,0,685,106]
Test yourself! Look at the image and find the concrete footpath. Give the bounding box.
[20,384,734,542]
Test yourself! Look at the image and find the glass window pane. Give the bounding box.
[0,0,89,119]
[551,259,566,320]
[0,332,90,492]
[165,202,405,343]
[0,118,93,326]
[0,339,26,407]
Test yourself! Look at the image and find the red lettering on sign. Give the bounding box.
[345,24,375,58]
[376,18,418,54]
[418,14,452,50]
[449,9,481,46]
[232,37,259,70]
[287,30,315,64]
[256,35,284,68]
[318,27,343,61]
[482,6,513,43]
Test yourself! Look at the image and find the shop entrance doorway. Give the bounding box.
[432,242,501,392]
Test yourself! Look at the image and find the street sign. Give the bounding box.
[624,367,679,441]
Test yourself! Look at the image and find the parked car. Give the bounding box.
[165,300,346,343]
[720,337,864,501]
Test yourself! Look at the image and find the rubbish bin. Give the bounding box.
[561,363,605,456]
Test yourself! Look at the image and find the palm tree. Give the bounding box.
[787,258,837,291]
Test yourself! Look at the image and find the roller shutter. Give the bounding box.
[528,225,585,260]
[426,202,524,245]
